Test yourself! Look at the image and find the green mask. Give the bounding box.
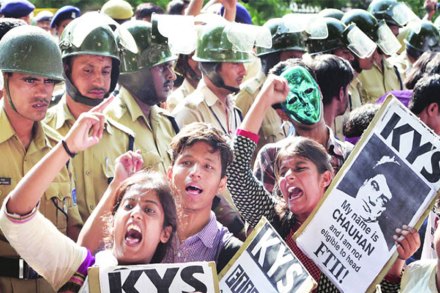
[280,66,322,125]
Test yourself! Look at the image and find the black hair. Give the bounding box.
[310,54,354,106]
[409,74,440,115]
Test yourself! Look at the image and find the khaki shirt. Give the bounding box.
[0,102,81,257]
[235,72,287,162]
[172,80,242,137]
[388,52,411,83]
[45,96,135,222]
[105,87,176,174]
[166,79,196,113]
[357,57,404,104]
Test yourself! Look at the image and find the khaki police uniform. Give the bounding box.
[388,52,411,82]
[172,80,242,137]
[166,79,196,113]
[105,87,176,174]
[235,71,287,163]
[45,95,135,222]
[357,56,404,104]
[0,102,81,293]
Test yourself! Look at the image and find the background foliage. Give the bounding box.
[33,0,431,25]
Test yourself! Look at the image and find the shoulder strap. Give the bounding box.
[167,115,180,134]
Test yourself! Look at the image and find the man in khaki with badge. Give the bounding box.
[172,19,262,137]
[44,13,136,223]
[343,9,404,103]
[0,26,82,293]
[105,18,179,174]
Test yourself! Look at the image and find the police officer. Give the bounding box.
[368,0,404,36]
[33,10,52,32]
[105,19,178,174]
[306,17,355,62]
[342,9,404,104]
[0,0,34,24]
[166,51,201,112]
[402,21,440,68]
[0,25,81,293]
[235,17,306,162]
[44,14,135,223]
[50,5,80,37]
[173,21,254,136]
[101,0,134,24]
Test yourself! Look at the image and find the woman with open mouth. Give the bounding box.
[0,98,177,292]
[227,67,419,292]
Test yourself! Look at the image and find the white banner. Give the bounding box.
[295,97,440,293]
[88,261,218,293]
[219,217,316,293]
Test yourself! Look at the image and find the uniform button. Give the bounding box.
[89,205,94,210]
[85,170,91,176]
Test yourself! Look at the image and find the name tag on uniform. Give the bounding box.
[0,177,11,185]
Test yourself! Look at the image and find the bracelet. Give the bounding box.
[61,140,76,158]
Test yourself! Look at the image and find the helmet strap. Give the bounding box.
[201,63,239,94]
[4,75,18,113]
[65,74,107,107]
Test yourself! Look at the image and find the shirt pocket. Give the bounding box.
[42,181,72,234]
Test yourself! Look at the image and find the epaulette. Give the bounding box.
[106,116,136,138]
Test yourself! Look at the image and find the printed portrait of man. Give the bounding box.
[338,134,430,250]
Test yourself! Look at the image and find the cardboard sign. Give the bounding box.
[295,97,440,293]
[219,217,316,293]
[88,261,218,293]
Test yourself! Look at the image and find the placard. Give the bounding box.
[295,96,440,292]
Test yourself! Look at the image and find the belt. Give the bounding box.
[0,257,41,279]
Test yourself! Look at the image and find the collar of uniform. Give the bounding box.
[51,95,76,130]
[199,81,231,108]
[149,104,165,125]
[382,57,395,70]
[0,101,50,150]
[119,87,146,123]
[29,121,52,154]
[0,102,15,143]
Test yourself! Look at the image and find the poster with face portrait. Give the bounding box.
[87,261,218,293]
[219,217,316,293]
[295,96,440,293]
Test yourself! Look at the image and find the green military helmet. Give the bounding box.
[318,8,344,20]
[342,9,379,42]
[256,18,306,57]
[59,14,121,106]
[0,25,64,81]
[59,16,119,61]
[342,9,401,55]
[368,0,400,26]
[118,20,176,74]
[306,18,347,55]
[405,21,440,57]
[193,21,253,63]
